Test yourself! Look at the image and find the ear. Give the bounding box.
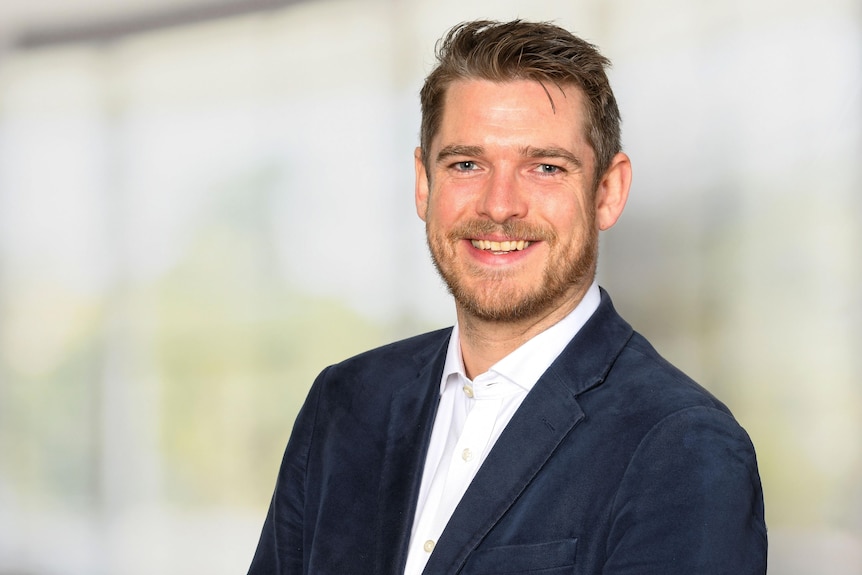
[414,147,430,222]
[595,152,632,231]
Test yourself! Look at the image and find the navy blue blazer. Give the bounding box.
[249,290,767,574]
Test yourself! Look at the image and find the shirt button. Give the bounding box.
[423,539,435,553]
[462,448,473,461]
[462,385,474,398]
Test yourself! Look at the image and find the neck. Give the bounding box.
[456,287,589,379]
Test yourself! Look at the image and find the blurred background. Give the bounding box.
[0,0,859,573]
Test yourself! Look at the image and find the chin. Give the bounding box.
[454,287,566,323]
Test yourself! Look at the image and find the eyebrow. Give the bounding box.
[435,144,583,169]
[436,145,484,164]
[523,146,583,169]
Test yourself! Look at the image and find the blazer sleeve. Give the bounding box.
[603,405,768,575]
[247,368,327,575]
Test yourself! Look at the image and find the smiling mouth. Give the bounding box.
[470,239,532,253]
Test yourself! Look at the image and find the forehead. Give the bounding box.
[435,78,590,150]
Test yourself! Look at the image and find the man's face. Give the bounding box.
[415,79,607,323]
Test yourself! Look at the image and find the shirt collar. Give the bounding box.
[440,281,601,394]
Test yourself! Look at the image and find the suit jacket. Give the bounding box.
[248,289,767,574]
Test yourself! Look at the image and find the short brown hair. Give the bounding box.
[419,20,621,188]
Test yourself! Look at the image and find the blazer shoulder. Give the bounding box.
[617,330,733,415]
[317,327,452,393]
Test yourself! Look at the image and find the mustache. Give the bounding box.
[446,219,557,243]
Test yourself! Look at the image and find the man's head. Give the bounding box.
[414,20,631,328]
[419,20,621,190]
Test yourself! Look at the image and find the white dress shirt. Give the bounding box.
[403,283,601,575]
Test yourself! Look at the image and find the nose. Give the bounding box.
[478,169,527,223]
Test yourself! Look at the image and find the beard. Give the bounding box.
[426,214,598,323]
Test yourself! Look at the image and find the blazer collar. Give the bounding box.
[546,287,635,397]
[423,289,634,574]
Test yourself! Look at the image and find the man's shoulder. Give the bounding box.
[297,328,451,438]
[569,328,745,452]
[571,328,756,472]
[581,290,733,418]
[618,331,731,414]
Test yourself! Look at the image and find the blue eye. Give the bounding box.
[455,161,477,171]
[538,164,560,174]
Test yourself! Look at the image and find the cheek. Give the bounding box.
[549,211,595,250]
[427,189,473,224]
[559,194,595,225]
[542,199,585,229]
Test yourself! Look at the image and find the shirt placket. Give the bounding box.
[424,384,502,550]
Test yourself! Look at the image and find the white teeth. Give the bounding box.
[470,239,531,252]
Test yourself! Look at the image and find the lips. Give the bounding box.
[451,220,551,256]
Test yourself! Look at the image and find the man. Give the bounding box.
[249,20,767,574]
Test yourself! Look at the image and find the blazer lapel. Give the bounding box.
[374,331,451,574]
[422,290,634,574]
[422,374,584,574]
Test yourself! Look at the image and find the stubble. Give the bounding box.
[426,213,598,323]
